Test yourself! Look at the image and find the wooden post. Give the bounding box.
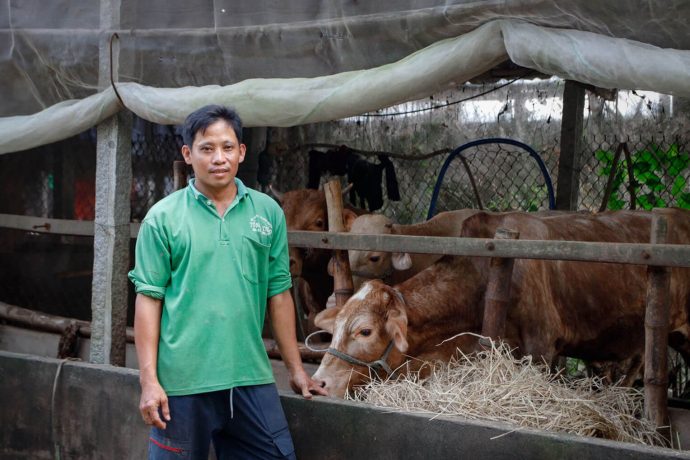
[556,80,585,211]
[480,228,519,344]
[644,211,670,434]
[173,161,188,191]
[324,180,354,308]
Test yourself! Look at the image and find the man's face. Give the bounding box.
[181,119,246,196]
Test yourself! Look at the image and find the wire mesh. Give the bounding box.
[0,79,689,396]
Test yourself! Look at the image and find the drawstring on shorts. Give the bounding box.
[229,387,234,419]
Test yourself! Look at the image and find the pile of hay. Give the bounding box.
[349,335,667,447]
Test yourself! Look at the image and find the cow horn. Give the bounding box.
[268,184,284,203]
[342,183,353,195]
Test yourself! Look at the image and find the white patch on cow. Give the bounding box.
[330,318,347,348]
[350,282,373,302]
[329,284,373,348]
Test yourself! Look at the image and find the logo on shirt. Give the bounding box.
[250,215,273,236]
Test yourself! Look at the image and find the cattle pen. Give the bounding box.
[3,2,690,459]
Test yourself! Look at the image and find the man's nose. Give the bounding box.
[211,149,226,163]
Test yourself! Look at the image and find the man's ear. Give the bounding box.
[315,306,341,333]
[238,143,247,164]
[181,145,192,165]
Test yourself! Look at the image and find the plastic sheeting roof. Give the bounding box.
[1,1,690,154]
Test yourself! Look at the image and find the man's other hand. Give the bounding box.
[139,381,171,429]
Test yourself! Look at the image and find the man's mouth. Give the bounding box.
[210,168,230,174]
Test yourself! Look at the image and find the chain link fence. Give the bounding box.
[1,79,689,394]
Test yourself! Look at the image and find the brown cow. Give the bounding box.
[313,209,690,397]
[270,186,360,316]
[347,210,482,288]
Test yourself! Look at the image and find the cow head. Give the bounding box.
[348,214,412,281]
[311,280,408,398]
[271,187,328,277]
[270,186,358,277]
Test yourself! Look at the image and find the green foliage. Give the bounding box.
[595,143,690,210]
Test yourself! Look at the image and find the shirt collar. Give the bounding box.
[188,178,248,202]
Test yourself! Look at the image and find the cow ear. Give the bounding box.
[385,294,408,353]
[342,209,358,232]
[315,306,340,333]
[391,252,412,271]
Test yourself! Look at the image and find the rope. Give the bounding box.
[109,33,128,110]
[51,357,80,460]
[304,330,395,375]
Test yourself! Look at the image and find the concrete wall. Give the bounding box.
[2,351,689,460]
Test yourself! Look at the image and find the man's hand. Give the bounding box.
[289,368,329,399]
[139,381,171,429]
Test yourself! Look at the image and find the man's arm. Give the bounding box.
[268,290,328,398]
[134,293,171,428]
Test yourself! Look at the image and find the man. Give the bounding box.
[129,105,327,459]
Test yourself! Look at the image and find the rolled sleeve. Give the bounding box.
[128,220,171,299]
[267,211,292,297]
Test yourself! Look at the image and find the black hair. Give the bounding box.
[182,105,243,147]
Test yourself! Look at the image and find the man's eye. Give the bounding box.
[360,329,372,337]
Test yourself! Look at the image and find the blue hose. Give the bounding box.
[427,138,556,219]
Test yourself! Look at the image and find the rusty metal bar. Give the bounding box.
[480,228,519,343]
[598,142,625,212]
[644,211,670,433]
[324,180,354,307]
[621,143,637,210]
[457,154,484,210]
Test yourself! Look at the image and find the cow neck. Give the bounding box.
[398,255,487,354]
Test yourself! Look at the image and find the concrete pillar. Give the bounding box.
[556,80,585,210]
[90,0,131,365]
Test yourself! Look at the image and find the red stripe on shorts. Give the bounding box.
[149,436,184,454]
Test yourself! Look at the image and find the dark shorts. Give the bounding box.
[148,383,296,460]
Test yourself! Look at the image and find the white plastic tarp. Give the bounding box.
[2,1,690,155]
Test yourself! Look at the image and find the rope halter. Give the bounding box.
[305,330,396,376]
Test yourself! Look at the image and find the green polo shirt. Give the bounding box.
[128,178,292,396]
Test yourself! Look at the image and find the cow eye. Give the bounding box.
[369,256,380,263]
[315,218,324,228]
[360,329,372,337]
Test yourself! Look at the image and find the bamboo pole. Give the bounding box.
[0,301,135,342]
[644,211,670,436]
[324,180,354,307]
[0,301,321,362]
[480,228,519,346]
